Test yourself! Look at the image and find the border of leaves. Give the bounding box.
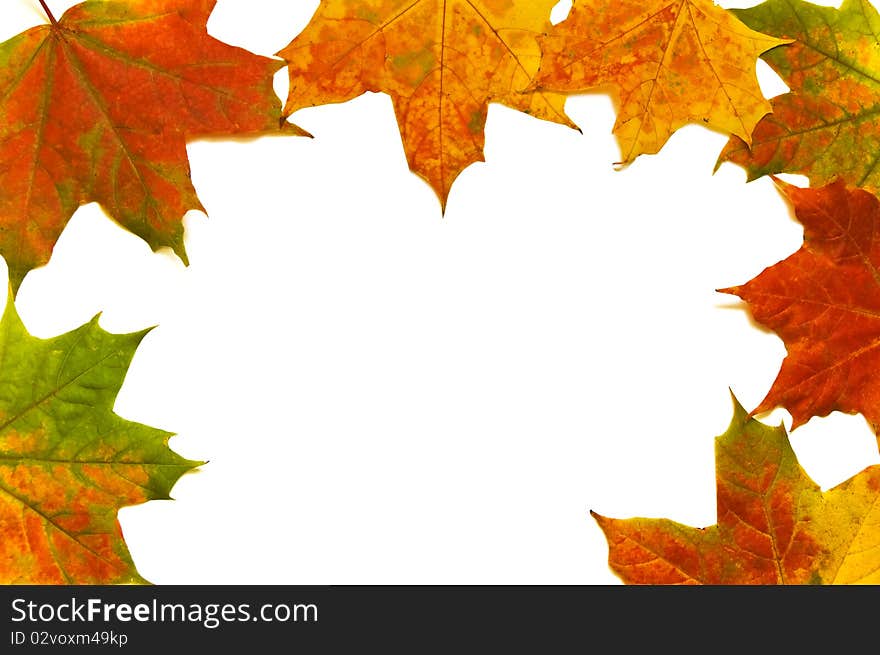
[1,0,877,584]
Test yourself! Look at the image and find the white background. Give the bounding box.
[3,0,877,584]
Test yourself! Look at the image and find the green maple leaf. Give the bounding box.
[0,294,199,584]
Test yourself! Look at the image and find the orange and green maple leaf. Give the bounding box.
[721,180,880,442]
[0,0,305,293]
[0,295,200,584]
[532,0,786,164]
[594,395,880,584]
[718,0,880,191]
[278,0,577,209]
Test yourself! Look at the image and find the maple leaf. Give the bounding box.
[0,0,306,294]
[717,0,880,191]
[594,395,880,584]
[0,295,200,584]
[277,0,577,209]
[531,0,787,164]
[720,180,880,442]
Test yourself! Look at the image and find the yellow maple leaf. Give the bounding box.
[278,0,577,208]
[534,0,788,163]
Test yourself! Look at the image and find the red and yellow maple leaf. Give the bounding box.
[533,0,787,164]
[0,294,200,584]
[277,0,576,209]
[0,0,305,293]
[721,180,880,443]
[717,0,880,192]
[595,396,880,584]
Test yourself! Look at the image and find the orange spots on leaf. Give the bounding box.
[0,427,49,454]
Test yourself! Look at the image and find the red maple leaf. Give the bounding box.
[721,179,880,442]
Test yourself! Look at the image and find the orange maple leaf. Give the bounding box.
[277,0,577,209]
[721,180,880,443]
[0,0,306,293]
[595,396,880,584]
[533,0,787,164]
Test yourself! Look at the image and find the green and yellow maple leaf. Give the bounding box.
[0,295,199,584]
[718,0,880,191]
[594,396,880,584]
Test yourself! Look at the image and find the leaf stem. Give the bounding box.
[37,0,59,27]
